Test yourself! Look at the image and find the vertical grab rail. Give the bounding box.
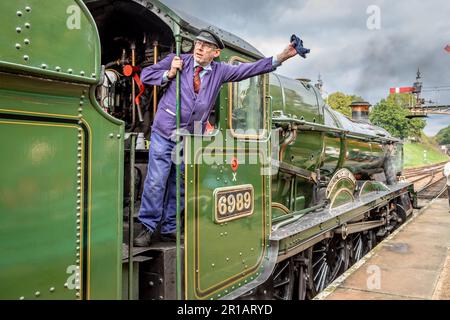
[174,27,182,300]
[128,133,137,300]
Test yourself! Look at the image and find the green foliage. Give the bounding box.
[369,93,426,139]
[436,125,450,145]
[403,142,449,168]
[327,92,363,118]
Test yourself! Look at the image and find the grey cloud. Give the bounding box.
[162,0,450,134]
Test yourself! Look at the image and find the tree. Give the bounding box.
[369,93,426,139]
[436,125,450,145]
[327,92,364,118]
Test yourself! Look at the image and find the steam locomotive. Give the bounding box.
[0,0,414,300]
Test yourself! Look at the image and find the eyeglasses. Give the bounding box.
[194,40,218,50]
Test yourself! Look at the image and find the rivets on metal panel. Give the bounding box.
[19,296,25,300]
[76,292,80,297]
[79,101,84,106]
[80,71,85,76]
[76,219,80,224]
[16,27,22,33]
[76,233,80,237]
[220,233,223,236]
[25,6,31,12]
[78,120,82,125]
[239,252,242,256]
[77,173,81,178]
[17,11,23,17]
[91,73,96,78]
[226,257,229,262]
[55,66,61,72]
[68,69,73,74]
[211,263,215,268]
[41,64,47,69]
[64,283,68,288]
[76,199,80,204]
[49,287,55,293]
[76,246,80,251]
[76,239,80,244]
[23,55,29,61]
[116,134,121,139]
[76,259,80,264]
[76,252,80,257]
[35,291,40,297]
[24,39,30,45]
[15,43,21,49]
[109,133,114,138]
[250,247,254,251]
[24,23,31,29]
[224,232,228,236]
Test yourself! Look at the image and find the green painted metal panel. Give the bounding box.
[184,134,270,300]
[0,0,100,84]
[0,120,81,299]
[0,74,123,299]
[283,131,323,172]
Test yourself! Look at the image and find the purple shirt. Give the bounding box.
[140,53,276,139]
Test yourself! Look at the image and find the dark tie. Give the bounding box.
[193,66,203,94]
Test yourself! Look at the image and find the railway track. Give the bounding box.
[417,175,447,199]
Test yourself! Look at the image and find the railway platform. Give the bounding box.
[315,198,450,300]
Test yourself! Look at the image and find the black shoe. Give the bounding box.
[160,232,184,242]
[134,228,153,247]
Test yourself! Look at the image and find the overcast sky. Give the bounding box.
[163,0,450,136]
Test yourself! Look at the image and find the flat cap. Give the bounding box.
[195,29,225,49]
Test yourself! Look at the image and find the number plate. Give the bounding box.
[213,184,254,223]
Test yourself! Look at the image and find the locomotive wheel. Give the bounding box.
[306,236,350,298]
[349,230,375,265]
[293,251,309,300]
[272,258,295,300]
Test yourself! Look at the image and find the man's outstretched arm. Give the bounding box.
[220,43,297,83]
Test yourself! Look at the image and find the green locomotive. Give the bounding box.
[0,0,413,300]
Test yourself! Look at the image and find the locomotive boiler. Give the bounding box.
[0,0,413,300]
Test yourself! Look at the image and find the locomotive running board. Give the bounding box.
[271,181,413,262]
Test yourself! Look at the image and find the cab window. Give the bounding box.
[229,57,266,138]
